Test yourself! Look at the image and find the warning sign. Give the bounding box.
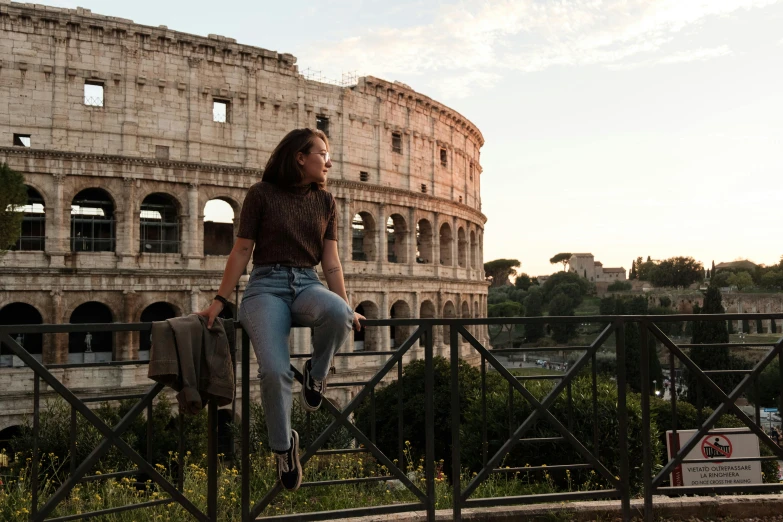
[666,428,762,487]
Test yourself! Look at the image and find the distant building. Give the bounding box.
[568,253,626,283]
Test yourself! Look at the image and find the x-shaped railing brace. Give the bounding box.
[0,333,212,522]
[645,323,783,488]
[457,323,621,502]
[248,327,429,520]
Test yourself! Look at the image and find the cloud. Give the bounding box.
[302,0,779,97]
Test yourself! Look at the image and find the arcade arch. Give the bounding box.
[352,212,377,262]
[140,193,180,254]
[70,188,116,252]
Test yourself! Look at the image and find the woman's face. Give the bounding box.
[298,137,332,185]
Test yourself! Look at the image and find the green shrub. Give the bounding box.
[607,281,632,292]
[355,357,481,467]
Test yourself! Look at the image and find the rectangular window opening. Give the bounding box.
[13,134,31,147]
[213,99,229,123]
[458,195,463,203]
[420,183,427,194]
[392,132,402,154]
[469,164,474,181]
[440,148,447,167]
[155,145,170,160]
[359,171,369,182]
[316,115,330,137]
[84,81,104,107]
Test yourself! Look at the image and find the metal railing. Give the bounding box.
[0,313,782,521]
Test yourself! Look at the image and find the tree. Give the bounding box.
[636,259,658,282]
[549,282,584,308]
[523,289,545,342]
[487,300,523,348]
[549,253,572,272]
[705,268,711,279]
[727,271,753,291]
[541,271,592,304]
[484,259,520,288]
[621,296,664,393]
[760,270,783,290]
[0,163,27,255]
[648,257,704,288]
[686,284,743,408]
[629,260,637,280]
[711,270,732,288]
[514,273,532,291]
[548,294,576,343]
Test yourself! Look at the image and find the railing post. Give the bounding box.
[241,329,251,522]
[640,320,653,522]
[208,399,218,522]
[424,324,435,521]
[32,374,40,519]
[450,323,461,521]
[615,318,631,521]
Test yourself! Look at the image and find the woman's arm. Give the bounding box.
[321,239,364,330]
[195,237,255,327]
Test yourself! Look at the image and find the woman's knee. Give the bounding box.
[322,303,353,330]
[258,362,293,383]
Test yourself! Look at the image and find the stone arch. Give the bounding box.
[470,230,477,270]
[140,192,182,254]
[416,219,433,264]
[386,214,408,264]
[420,299,436,347]
[68,301,114,356]
[0,303,44,362]
[11,186,46,251]
[389,299,412,349]
[70,188,116,252]
[0,425,22,463]
[457,227,467,268]
[351,211,377,262]
[138,302,179,352]
[461,300,471,341]
[442,300,457,344]
[203,196,240,256]
[354,300,380,351]
[439,222,453,266]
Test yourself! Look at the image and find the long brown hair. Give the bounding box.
[262,128,329,188]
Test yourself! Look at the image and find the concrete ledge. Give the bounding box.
[341,495,783,521]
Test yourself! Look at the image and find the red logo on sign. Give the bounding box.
[701,435,733,460]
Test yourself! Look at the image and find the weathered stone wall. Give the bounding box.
[0,1,489,430]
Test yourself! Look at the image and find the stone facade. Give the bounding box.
[0,2,489,431]
[568,253,626,283]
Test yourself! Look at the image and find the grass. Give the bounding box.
[0,442,620,521]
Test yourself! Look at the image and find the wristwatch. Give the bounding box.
[213,295,230,309]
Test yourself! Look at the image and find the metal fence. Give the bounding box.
[0,313,782,522]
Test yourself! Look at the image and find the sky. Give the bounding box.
[45,0,783,277]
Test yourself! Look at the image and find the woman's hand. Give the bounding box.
[195,300,224,328]
[353,311,365,331]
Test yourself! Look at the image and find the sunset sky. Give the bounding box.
[48,0,783,277]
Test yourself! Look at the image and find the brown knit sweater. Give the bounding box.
[236,181,338,267]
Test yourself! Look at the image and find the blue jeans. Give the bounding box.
[238,264,354,452]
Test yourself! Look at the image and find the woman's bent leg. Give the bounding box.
[291,284,354,380]
[239,294,293,452]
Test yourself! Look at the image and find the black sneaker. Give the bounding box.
[274,430,302,491]
[301,359,326,412]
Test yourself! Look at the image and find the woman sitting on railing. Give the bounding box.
[197,128,364,492]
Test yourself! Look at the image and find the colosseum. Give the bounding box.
[0,1,489,434]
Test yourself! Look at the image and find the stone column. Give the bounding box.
[408,207,417,275]
[120,290,139,361]
[49,289,66,364]
[381,291,390,352]
[48,174,66,268]
[118,177,137,268]
[377,203,387,269]
[190,287,201,313]
[412,291,421,356]
[186,183,201,268]
[341,197,352,268]
[432,212,440,277]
